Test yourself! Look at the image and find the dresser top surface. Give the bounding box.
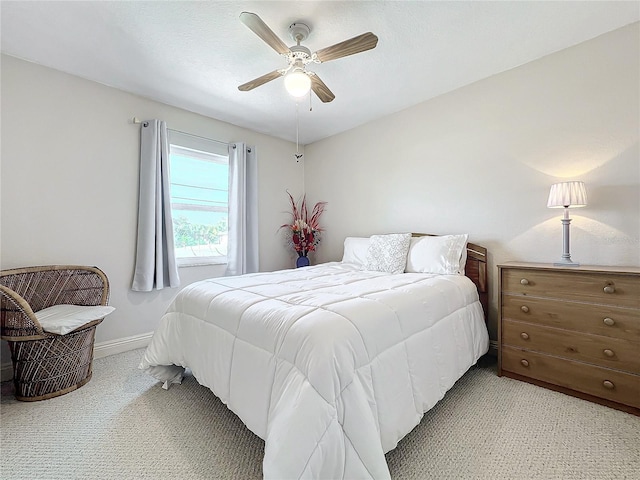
[498,262,640,275]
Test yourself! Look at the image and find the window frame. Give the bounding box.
[168,131,229,268]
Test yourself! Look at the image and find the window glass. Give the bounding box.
[169,132,229,266]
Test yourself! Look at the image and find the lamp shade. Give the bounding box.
[547,181,587,208]
[284,70,311,97]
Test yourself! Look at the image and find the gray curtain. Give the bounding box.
[132,120,180,291]
[226,142,258,276]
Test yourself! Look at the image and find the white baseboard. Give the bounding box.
[0,332,154,382]
[93,332,153,359]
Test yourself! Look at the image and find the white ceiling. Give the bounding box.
[2,1,638,144]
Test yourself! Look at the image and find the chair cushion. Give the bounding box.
[35,304,115,335]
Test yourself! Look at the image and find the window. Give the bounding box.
[169,131,229,266]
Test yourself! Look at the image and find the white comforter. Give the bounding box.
[140,262,489,479]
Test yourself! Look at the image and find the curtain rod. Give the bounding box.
[131,117,231,147]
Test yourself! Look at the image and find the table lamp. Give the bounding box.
[547,181,587,266]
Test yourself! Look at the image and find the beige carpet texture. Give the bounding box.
[1,349,638,479]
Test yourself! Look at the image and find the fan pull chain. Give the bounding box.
[295,102,303,161]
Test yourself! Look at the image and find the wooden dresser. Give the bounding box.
[498,262,640,415]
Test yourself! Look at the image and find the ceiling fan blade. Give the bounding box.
[310,74,335,103]
[238,70,283,91]
[240,12,290,56]
[315,32,378,63]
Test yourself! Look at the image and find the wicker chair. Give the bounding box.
[0,265,110,401]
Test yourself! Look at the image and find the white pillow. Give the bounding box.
[405,234,469,275]
[35,304,115,335]
[341,237,370,267]
[365,233,412,274]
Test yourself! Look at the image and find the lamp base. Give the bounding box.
[555,214,580,267]
[553,260,580,267]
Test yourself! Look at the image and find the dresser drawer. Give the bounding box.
[502,346,640,408]
[502,319,640,374]
[502,294,640,339]
[502,269,640,308]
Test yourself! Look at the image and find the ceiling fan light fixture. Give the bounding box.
[239,12,378,103]
[284,69,311,97]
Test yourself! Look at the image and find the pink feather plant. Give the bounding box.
[281,192,327,257]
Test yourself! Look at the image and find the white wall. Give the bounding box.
[304,23,640,339]
[1,55,303,366]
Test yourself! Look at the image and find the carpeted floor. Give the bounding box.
[1,349,638,479]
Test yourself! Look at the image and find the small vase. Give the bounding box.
[296,254,310,268]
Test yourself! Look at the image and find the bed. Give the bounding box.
[140,233,489,479]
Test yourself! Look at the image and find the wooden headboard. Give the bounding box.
[412,234,488,323]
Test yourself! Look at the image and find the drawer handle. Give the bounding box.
[520,278,529,285]
[520,359,530,367]
[520,332,530,340]
[603,285,615,294]
[603,317,615,326]
[520,305,530,313]
[603,349,615,357]
[603,380,615,390]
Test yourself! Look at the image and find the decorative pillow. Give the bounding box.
[35,304,115,335]
[365,233,412,274]
[341,237,371,267]
[405,234,469,275]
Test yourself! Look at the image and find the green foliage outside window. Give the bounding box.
[173,216,228,248]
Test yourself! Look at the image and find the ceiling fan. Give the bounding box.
[238,12,378,103]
